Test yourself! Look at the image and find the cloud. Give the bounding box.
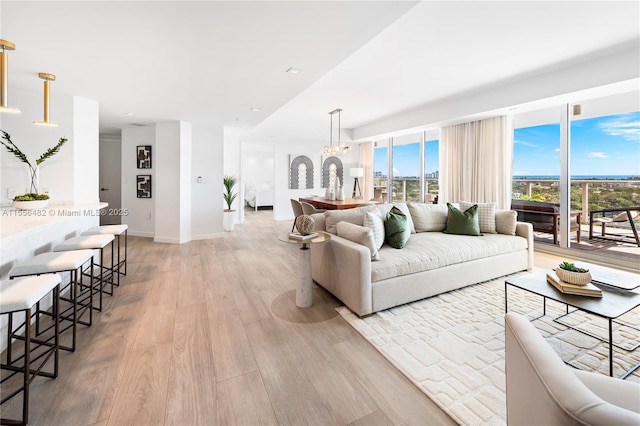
[554,148,560,152]
[588,152,608,158]
[598,115,640,141]
[392,167,399,175]
[514,139,539,148]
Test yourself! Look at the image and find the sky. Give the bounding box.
[513,111,640,176]
[374,140,439,177]
[374,112,640,177]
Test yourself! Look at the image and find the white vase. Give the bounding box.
[223,210,235,231]
[325,186,331,200]
[337,186,345,201]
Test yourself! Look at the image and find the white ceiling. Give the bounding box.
[2,1,639,142]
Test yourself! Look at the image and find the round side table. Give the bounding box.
[278,232,331,308]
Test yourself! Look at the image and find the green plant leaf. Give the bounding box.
[36,136,68,165]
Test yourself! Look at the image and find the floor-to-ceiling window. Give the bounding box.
[512,90,639,258]
[424,129,439,202]
[373,139,389,202]
[372,131,440,204]
[392,133,421,202]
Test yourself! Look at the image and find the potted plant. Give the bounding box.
[223,174,238,231]
[1,130,67,209]
[556,261,592,285]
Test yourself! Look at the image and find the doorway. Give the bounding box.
[99,134,122,225]
[240,142,276,224]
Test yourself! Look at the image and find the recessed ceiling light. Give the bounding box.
[285,67,302,74]
[250,107,260,112]
[124,112,134,116]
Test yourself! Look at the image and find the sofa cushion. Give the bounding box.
[460,201,496,234]
[444,203,480,236]
[371,232,528,282]
[378,202,415,233]
[337,222,380,261]
[324,205,377,234]
[364,210,385,250]
[496,210,517,235]
[385,206,410,249]
[408,203,449,232]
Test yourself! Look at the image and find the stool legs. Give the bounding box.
[1,287,60,426]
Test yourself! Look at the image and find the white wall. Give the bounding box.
[274,141,360,221]
[73,96,99,204]
[121,126,156,237]
[0,89,98,205]
[244,148,275,186]
[192,123,224,239]
[223,128,242,225]
[154,121,192,244]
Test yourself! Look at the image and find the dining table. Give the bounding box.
[298,196,379,210]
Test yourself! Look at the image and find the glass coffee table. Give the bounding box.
[505,265,640,378]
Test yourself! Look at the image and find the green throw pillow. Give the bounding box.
[385,206,410,248]
[444,203,481,236]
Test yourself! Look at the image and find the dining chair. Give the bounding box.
[300,201,327,216]
[290,199,304,231]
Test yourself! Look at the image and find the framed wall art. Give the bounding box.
[137,145,152,169]
[321,155,344,188]
[288,154,315,189]
[137,175,152,198]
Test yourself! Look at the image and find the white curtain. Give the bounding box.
[359,141,374,200]
[439,116,513,210]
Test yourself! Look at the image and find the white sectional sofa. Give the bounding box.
[310,203,534,316]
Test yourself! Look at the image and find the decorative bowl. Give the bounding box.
[555,267,592,286]
[14,199,49,210]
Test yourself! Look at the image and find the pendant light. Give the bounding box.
[322,108,351,156]
[0,39,21,113]
[33,73,59,126]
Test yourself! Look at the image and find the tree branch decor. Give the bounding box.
[1,129,68,200]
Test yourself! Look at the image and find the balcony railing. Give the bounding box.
[373,177,439,203]
[372,177,639,223]
[512,178,640,224]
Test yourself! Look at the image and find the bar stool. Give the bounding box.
[54,234,115,312]
[1,274,61,426]
[9,250,94,352]
[82,224,128,284]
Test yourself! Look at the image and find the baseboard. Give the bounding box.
[191,233,224,240]
[127,230,155,238]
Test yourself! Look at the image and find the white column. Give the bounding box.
[154,121,192,244]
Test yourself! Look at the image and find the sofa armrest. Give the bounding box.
[515,221,534,271]
[572,369,640,413]
[311,234,372,316]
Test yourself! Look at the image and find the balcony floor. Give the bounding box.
[532,224,640,263]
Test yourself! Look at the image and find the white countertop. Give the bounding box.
[1,202,108,239]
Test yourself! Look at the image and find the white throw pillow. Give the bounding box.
[363,210,385,250]
[377,202,416,234]
[495,210,517,235]
[407,203,449,232]
[336,221,380,261]
[324,205,378,234]
[459,201,496,234]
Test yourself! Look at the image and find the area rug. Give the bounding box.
[337,271,640,425]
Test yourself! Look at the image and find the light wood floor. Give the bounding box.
[3,209,465,425]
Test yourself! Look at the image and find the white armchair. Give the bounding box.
[505,312,640,425]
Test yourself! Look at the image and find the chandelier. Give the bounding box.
[322,108,351,156]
